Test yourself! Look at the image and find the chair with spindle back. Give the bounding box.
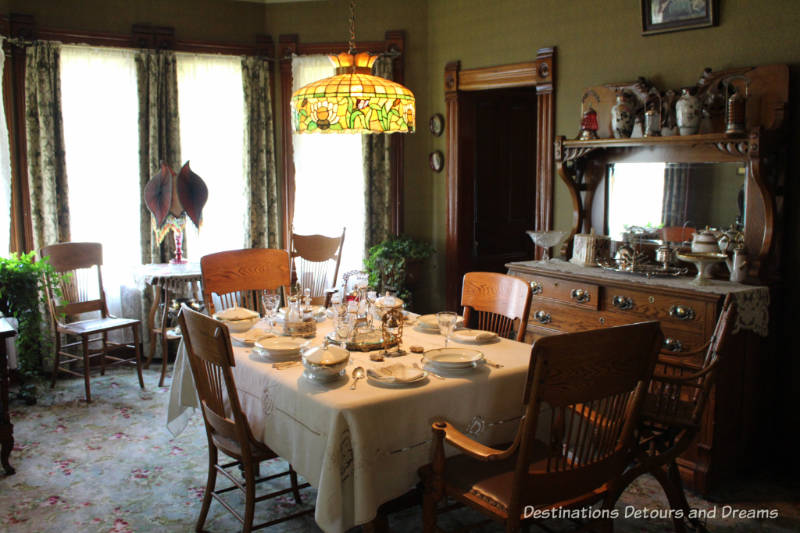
[420,321,663,533]
[177,306,312,532]
[200,249,291,316]
[460,272,532,342]
[41,242,144,403]
[609,295,736,533]
[289,228,345,308]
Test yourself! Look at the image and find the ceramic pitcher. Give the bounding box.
[676,88,701,136]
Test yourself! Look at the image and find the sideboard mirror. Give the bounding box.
[593,161,746,241]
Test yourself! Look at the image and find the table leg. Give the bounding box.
[158,285,171,388]
[145,284,162,369]
[0,341,14,475]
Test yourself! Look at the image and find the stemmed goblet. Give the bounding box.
[436,311,458,348]
[260,291,281,333]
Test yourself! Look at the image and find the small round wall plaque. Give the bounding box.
[429,113,444,136]
[429,150,444,172]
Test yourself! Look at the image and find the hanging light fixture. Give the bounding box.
[290,1,415,134]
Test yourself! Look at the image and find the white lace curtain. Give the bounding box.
[60,44,140,318]
[175,52,247,260]
[0,42,11,256]
[291,54,365,276]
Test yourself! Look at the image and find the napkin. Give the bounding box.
[240,329,273,343]
[214,306,259,321]
[451,328,497,343]
[368,363,425,382]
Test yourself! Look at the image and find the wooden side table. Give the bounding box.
[1,317,17,475]
[137,264,202,387]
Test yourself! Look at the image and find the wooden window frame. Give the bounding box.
[277,30,407,250]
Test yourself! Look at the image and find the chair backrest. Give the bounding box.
[460,272,532,341]
[512,321,662,513]
[177,305,254,457]
[40,242,107,322]
[646,294,737,428]
[200,248,291,315]
[290,228,345,306]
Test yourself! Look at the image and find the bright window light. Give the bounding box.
[177,53,246,261]
[607,162,666,240]
[291,55,365,275]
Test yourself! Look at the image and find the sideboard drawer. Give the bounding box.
[529,299,623,332]
[600,288,710,331]
[660,326,707,355]
[514,272,599,310]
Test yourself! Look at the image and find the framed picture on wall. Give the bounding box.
[641,0,717,35]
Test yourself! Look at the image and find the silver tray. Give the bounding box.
[597,260,688,279]
[325,329,398,352]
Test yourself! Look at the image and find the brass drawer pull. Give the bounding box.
[534,310,551,324]
[612,295,634,310]
[669,304,696,321]
[570,288,590,303]
[663,337,683,352]
[529,280,543,295]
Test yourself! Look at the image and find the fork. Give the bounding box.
[414,362,445,380]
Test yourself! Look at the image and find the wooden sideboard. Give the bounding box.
[507,259,768,494]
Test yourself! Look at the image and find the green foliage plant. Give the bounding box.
[0,252,66,402]
[364,235,434,305]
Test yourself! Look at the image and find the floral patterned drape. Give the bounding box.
[25,42,70,251]
[135,49,181,264]
[662,163,690,227]
[362,55,394,253]
[241,56,280,248]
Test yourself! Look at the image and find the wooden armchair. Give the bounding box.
[609,295,736,533]
[460,272,532,342]
[289,228,345,307]
[177,306,312,531]
[41,242,144,403]
[200,248,291,315]
[420,321,663,533]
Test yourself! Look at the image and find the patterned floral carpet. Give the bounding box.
[2,367,798,532]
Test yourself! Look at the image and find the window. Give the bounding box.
[607,162,666,240]
[60,45,140,311]
[0,50,11,256]
[176,53,247,261]
[291,55,365,275]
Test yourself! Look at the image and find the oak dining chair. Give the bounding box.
[289,228,345,307]
[177,305,312,531]
[420,321,663,533]
[609,295,736,533]
[200,248,291,316]
[41,242,144,403]
[460,272,532,342]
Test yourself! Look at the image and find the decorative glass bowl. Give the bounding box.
[526,230,568,260]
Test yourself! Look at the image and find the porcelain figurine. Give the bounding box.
[676,88,701,135]
[611,92,634,138]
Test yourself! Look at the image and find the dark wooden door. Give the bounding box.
[454,87,537,295]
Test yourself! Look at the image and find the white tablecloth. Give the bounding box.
[167,319,533,532]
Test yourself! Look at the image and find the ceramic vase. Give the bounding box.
[676,89,701,136]
[611,95,634,138]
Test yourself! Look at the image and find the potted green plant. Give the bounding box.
[364,235,435,308]
[0,252,64,404]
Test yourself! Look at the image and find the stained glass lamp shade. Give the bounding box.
[291,51,415,134]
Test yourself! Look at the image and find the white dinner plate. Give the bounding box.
[416,314,464,331]
[254,337,310,356]
[423,348,484,369]
[449,328,498,344]
[230,328,273,347]
[367,364,427,386]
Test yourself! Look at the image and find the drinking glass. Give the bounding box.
[335,312,354,343]
[436,311,458,348]
[261,291,281,333]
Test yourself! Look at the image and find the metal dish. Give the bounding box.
[597,259,688,279]
[325,329,397,352]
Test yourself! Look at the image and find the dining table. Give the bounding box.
[166,314,534,533]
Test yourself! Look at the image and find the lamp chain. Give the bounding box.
[348,0,356,53]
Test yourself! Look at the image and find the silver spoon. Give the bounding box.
[350,366,365,390]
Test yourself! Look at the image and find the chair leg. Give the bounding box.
[422,488,439,533]
[289,464,303,505]
[100,332,108,376]
[651,466,687,533]
[196,445,218,532]
[132,324,145,390]
[51,333,62,389]
[81,335,92,403]
[242,461,257,533]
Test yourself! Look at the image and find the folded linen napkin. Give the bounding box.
[367,363,425,382]
[233,328,273,344]
[450,328,498,343]
[214,306,259,321]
